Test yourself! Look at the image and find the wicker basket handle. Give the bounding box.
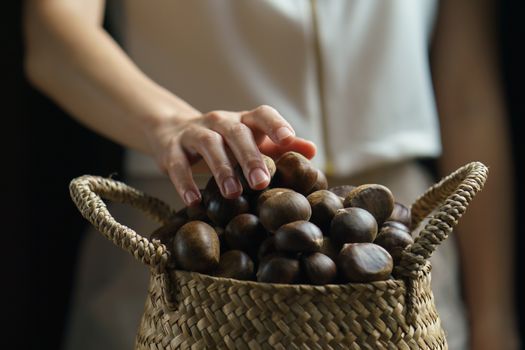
[394,161,488,279]
[69,175,176,272]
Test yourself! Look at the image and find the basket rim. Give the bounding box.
[166,261,431,292]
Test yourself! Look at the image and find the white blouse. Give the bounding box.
[115,0,441,177]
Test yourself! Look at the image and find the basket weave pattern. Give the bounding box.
[69,162,488,349]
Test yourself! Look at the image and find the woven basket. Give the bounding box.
[69,161,488,349]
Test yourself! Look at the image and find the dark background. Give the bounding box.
[2,1,523,349]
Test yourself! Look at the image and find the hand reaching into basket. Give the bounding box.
[146,105,316,206]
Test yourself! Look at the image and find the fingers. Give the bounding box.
[204,112,271,191]
[241,105,296,146]
[181,126,243,198]
[258,136,317,160]
[164,142,202,206]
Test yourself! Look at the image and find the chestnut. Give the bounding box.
[206,194,250,227]
[274,220,323,253]
[301,252,337,285]
[274,151,318,194]
[214,226,228,252]
[225,213,268,257]
[257,236,277,262]
[149,214,187,247]
[202,178,221,206]
[381,220,411,233]
[173,221,220,274]
[374,224,414,264]
[320,237,340,261]
[328,185,356,200]
[343,184,395,226]
[308,169,328,194]
[186,201,209,222]
[337,243,393,283]
[330,207,378,246]
[307,190,344,232]
[259,191,311,232]
[387,202,412,228]
[213,250,254,280]
[255,187,293,216]
[256,255,301,284]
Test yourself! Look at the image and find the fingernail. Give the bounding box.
[249,168,269,187]
[184,190,200,205]
[223,177,239,196]
[275,127,294,142]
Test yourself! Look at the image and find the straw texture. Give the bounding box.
[69,161,488,349]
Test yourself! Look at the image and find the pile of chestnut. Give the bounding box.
[150,152,414,285]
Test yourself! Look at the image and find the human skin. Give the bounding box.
[432,0,520,348]
[23,0,316,206]
[24,1,520,349]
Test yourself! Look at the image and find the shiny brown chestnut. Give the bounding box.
[149,214,187,247]
[387,202,412,228]
[274,151,318,194]
[301,252,337,285]
[307,190,344,232]
[213,250,254,280]
[274,220,323,253]
[337,243,393,283]
[328,185,356,200]
[259,191,311,232]
[382,220,411,233]
[320,237,340,261]
[343,184,395,226]
[173,221,220,274]
[330,207,378,246]
[206,194,250,227]
[308,169,328,194]
[257,236,277,262]
[256,255,301,284]
[374,224,414,264]
[255,187,293,216]
[225,213,268,257]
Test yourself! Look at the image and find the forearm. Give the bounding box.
[23,1,199,155]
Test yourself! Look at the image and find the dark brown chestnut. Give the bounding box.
[202,178,221,206]
[337,243,393,283]
[308,169,328,194]
[343,184,395,226]
[255,187,293,216]
[186,201,209,221]
[328,185,356,200]
[307,190,344,232]
[259,191,311,232]
[214,226,228,252]
[387,202,412,228]
[173,221,220,273]
[330,208,378,246]
[206,194,250,227]
[257,236,277,262]
[320,237,340,261]
[382,220,411,233]
[149,214,187,247]
[274,220,323,253]
[256,255,301,284]
[301,252,337,285]
[374,224,414,264]
[225,213,268,257]
[213,250,254,280]
[274,151,318,194]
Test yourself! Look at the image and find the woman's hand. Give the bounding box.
[148,105,316,206]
